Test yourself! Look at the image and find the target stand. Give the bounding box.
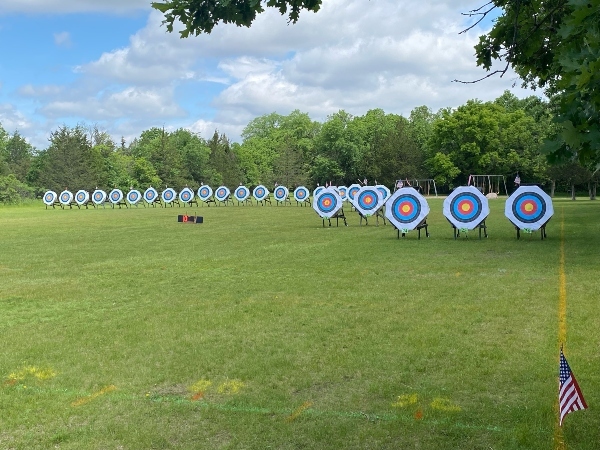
[111,200,128,209]
[216,196,234,206]
[276,197,291,206]
[45,200,61,209]
[359,208,387,227]
[396,218,429,239]
[77,199,94,209]
[514,221,549,240]
[255,196,271,206]
[144,197,161,208]
[322,208,348,227]
[449,219,488,240]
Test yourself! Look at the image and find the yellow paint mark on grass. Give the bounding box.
[71,385,116,407]
[430,397,461,412]
[6,366,56,383]
[391,393,418,408]
[190,379,212,393]
[554,208,567,450]
[286,401,313,422]
[217,379,245,395]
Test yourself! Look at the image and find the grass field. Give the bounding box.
[1,197,599,449]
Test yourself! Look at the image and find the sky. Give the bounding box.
[0,0,538,150]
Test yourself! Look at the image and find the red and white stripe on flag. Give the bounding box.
[559,349,588,426]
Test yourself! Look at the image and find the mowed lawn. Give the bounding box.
[0,197,598,449]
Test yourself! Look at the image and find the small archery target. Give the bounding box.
[143,187,158,203]
[215,186,230,202]
[375,184,391,201]
[505,186,553,230]
[92,189,107,204]
[353,186,384,217]
[43,190,57,205]
[234,186,250,201]
[385,187,430,230]
[197,185,213,201]
[336,186,348,201]
[162,188,176,203]
[253,185,269,201]
[443,186,490,230]
[109,189,124,204]
[75,190,89,205]
[59,190,73,205]
[274,186,289,201]
[347,184,361,202]
[313,186,325,198]
[127,189,141,204]
[179,187,194,203]
[294,186,309,202]
[313,187,343,218]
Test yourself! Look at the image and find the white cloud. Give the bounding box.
[53,31,71,47]
[0,0,150,14]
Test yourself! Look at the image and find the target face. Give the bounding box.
[43,190,57,205]
[92,189,107,204]
[197,185,213,201]
[59,190,73,204]
[127,189,141,204]
[294,186,310,202]
[274,186,289,201]
[313,186,325,198]
[336,186,348,201]
[161,188,176,203]
[234,186,250,201]
[313,188,343,218]
[385,188,430,230]
[505,186,553,230]
[253,185,269,201]
[347,184,361,202]
[109,189,124,204]
[352,186,384,217]
[215,186,230,202]
[75,190,89,205]
[375,185,391,201]
[143,187,158,203]
[179,187,194,203]
[443,186,490,230]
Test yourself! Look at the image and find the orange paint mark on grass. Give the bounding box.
[71,385,116,407]
[191,392,204,401]
[286,401,313,422]
[414,409,423,420]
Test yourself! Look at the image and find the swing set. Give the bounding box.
[468,175,508,196]
[394,179,438,196]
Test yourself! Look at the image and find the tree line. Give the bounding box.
[0,91,597,204]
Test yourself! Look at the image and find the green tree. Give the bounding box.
[0,174,34,204]
[152,0,321,37]
[4,131,34,182]
[207,131,243,187]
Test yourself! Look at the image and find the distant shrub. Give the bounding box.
[0,174,35,204]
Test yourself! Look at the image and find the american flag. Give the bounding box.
[559,348,587,426]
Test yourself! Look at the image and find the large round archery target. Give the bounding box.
[294,186,309,202]
[375,185,391,201]
[274,186,289,201]
[59,190,73,205]
[43,190,57,205]
[313,186,325,198]
[505,185,553,230]
[127,189,141,204]
[443,186,490,230]
[197,185,213,201]
[161,188,176,203]
[353,186,384,217]
[347,184,361,203]
[336,186,348,201]
[385,188,430,230]
[215,186,230,202]
[143,187,158,203]
[75,190,89,205]
[253,185,269,201]
[92,189,107,204]
[312,188,343,218]
[179,187,194,203]
[234,186,249,201]
[109,189,124,204]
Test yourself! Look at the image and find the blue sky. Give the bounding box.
[0,1,534,150]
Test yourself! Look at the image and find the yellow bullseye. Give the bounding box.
[461,203,471,212]
[524,203,534,212]
[402,205,411,213]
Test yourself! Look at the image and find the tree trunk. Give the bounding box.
[550,180,556,198]
[590,181,593,200]
[571,182,576,200]
[593,182,597,200]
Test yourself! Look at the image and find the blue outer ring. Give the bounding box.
[512,193,546,224]
[316,193,338,214]
[357,189,379,211]
[391,194,421,223]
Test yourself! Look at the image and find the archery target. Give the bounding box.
[253,185,269,201]
[43,190,57,206]
[75,190,89,205]
[92,189,107,204]
[443,186,490,230]
[313,187,343,218]
[313,186,325,198]
[197,185,213,201]
[347,184,361,203]
[385,187,430,230]
[161,188,176,203]
[352,186,384,217]
[143,187,158,203]
[127,189,142,205]
[234,186,250,202]
[109,189,124,204]
[505,186,553,230]
[215,186,230,202]
[274,186,289,201]
[375,184,391,201]
[336,186,348,201]
[294,186,310,202]
[179,187,194,203]
[59,190,73,205]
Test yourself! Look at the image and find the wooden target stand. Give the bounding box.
[358,208,387,227]
[77,199,94,209]
[296,199,311,207]
[111,200,128,209]
[255,196,272,206]
[45,200,61,209]
[275,197,291,206]
[162,199,180,208]
[217,196,234,206]
[236,197,253,206]
[322,208,348,227]
[396,218,430,239]
[514,220,549,240]
[449,219,488,239]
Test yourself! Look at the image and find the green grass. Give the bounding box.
[1,198,599,449]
